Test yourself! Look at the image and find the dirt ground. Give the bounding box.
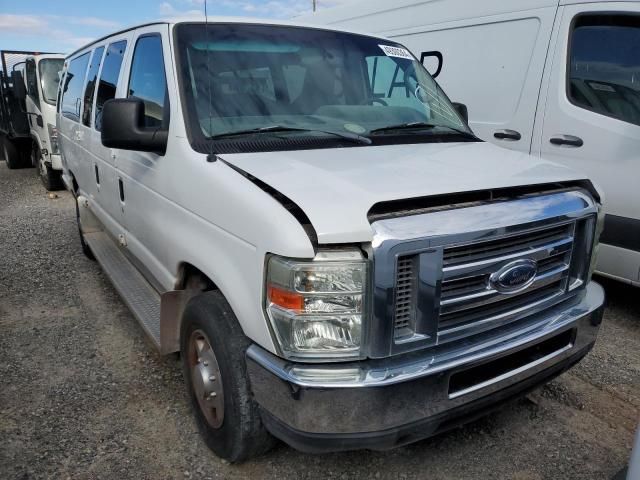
[0,162,638,480]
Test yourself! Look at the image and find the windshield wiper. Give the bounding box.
[210,125,372,145]
[370,122,477,139]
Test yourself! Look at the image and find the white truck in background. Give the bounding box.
[301,0,640,287]
[23,54,66,189]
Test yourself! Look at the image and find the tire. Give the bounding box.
[34,145,63,191]
[2,136,29,169]
[75,197,95,260]
[180,291,275,462]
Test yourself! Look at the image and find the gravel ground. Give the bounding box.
[0,161,638,480]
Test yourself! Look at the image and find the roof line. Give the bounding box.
[66,21,168,59]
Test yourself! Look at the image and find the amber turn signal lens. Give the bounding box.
[268,285,304,311]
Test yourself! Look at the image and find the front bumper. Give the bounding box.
[246,282,605,453]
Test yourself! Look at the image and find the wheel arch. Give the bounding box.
[160,261,231,355]
[175,262,219,292]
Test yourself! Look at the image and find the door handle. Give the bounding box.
[550,135,583,148]
[118,178,125,203]
[494,129,521,141]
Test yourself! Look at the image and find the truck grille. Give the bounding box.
[437,222,574,335]
[392,219,584,343]
[374,189,598,357]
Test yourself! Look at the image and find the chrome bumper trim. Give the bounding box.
[246,282,604,438]
[247,282,604,389]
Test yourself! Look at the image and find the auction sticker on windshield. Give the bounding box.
[379,45,413,60]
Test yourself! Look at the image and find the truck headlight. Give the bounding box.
[48,124,59,154]
[265,250,367,361]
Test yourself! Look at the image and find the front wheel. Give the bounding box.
[180,291,275,462]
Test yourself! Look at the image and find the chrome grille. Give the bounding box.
[373,189,598,357]
[438,222,575,336]
[442,223,574,267]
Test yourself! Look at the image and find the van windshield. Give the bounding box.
[39,59,64,105]
[175,23,472,152]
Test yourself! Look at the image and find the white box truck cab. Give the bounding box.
[22,54,65,189]
[302,0,640,287]
[58,18,605,461]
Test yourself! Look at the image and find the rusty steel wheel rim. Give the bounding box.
[188,329,224,428]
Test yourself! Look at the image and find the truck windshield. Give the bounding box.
[175,23,471,151]
[39,59,64,105]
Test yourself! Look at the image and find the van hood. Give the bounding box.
[219,142,586,244]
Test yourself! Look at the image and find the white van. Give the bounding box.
[58,18,605,461]
[301,0,640,287]
[23,54,65,189]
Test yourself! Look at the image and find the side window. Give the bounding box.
[26,59,39,105]
[569,14,640,126]
[127,35,168,128]
[82,46,105,127]
[95,40,127,131]
[61,53,90,122]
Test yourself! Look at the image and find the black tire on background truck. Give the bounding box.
[33,143,63,190]
[1,135,31,169]
[180,291,276,463]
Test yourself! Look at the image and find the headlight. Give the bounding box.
[265,250,367,361]
[48,124,59,154]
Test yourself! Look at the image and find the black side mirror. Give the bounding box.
[11,71,26,100]
[420,51,443,78]
[101,98,168,154]
[453,102,469,123]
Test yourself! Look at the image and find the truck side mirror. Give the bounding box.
[101,98,168,155]
[420,51,443,78]
[453,102,469,123]
[11,71,26,100]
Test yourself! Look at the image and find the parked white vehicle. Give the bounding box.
[58,18,605,461]
[301,0,640,287]
[23,54,65,189]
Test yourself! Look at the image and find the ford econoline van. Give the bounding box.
[58,18,605,461]
[301,0,640,287]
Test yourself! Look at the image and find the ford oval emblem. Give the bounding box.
[490,259,538,293]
